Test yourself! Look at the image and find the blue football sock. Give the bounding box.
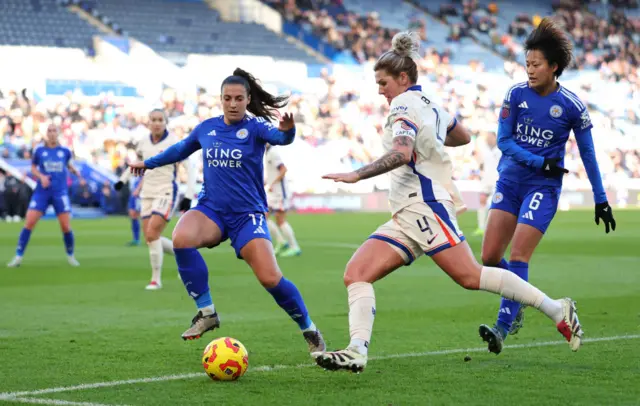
[63,231,75,256]
[16,228,32,256]
[496,258,508,270]
[174,248,211,310]
[496,260,529,336]
[267,277,312,330]
[131,218,140,242]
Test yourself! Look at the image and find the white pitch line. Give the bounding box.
[2,334,638,400]
[0,396,120,406]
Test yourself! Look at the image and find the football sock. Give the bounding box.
[174,248,213,313]
[280,222,300,250]
[131,218,140,242]
[266,277,313,331]
[347,282,375,356]
[160,237,174,255]
[63,231,75,256]
[15,228,32,257]
[147,238,163,283]
[496,261,529,336]
[477,206,487,231]
[480,266,562,323]
[267,219,285,245]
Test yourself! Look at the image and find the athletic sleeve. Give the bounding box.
[144,125,202,169]
[256,117,295,146]
[389,95,419,140]
[496,86,545,169]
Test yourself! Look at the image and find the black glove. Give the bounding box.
[114,181,124,191]
[178,198,192,212]
[595,201,616,234]
[541,158,569,178]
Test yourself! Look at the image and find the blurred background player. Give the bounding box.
[132,109,196,290]
[7,124,82,268]
[264,143,301,257]
[314,32,583,373]
[479,18,616,354]
[474,131,501,236]
[116,167,143,246]
[129,68,325,354]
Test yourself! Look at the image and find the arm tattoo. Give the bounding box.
[355,136,413,180]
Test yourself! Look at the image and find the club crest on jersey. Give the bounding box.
[549,105,563,118]
[236,128,249,140]
[492,192,503,204]
[500,102,510,119]
[57,150,64,158]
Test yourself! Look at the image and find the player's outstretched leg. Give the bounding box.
[434,243,583,354]
[174,247,220,340]
[173,209,223,340]
[314,238,407,373]
[240,238,324,353]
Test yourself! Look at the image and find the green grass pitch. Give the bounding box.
[1,210,639,405]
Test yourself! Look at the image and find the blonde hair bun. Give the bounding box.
[391,31,421,61]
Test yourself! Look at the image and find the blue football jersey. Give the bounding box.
[32,145,72,194]
[146,115,294,214]
[497,82,593,186]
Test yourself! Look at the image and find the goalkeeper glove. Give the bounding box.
[595,201,616,234]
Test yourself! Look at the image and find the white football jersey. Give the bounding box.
[136,132,180,198]
[264,146,289,198]
[384,88,460,214]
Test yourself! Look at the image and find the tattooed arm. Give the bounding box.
[323,136,414,184]
[355,136,414,180]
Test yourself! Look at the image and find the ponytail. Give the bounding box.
[221,68,289,121]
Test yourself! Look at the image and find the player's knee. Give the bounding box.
[455,271,480,290]
[343,260,368,287]
[257,269,282,289]
[171,228,195,249]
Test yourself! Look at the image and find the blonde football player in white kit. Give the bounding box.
[264,144,301,257]
[136,109,196,290]
[474,131,501,236]
[312,32,584,373]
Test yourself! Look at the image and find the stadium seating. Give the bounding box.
[87,0,320,63]
[0,0,99,50]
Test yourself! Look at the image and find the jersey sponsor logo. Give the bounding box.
[515,121,554,147]
[500,102,510,119]
[390,105,408,114]
[492,192,503,204]
[580,110,592,130]
[549,105,563,118]
[43,161,65,173]
[205,147,243,168]
[236,128,249,140]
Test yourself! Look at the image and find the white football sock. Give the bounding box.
[147,238,163,284]
[199,304,216,316]
[477,206,487,231]
[160,237,174,256]
[347,282,375,356]
[479,266,563,323]
[280,221,299,250]
[267,219,285,245]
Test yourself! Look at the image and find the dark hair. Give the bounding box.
[374,31,420,83]
[524,18,573,78]
[221,68,289,121]
[149,108,167,121]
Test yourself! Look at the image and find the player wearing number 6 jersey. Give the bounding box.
[7,124,81,268]
[128,68,325,355]
[312,31,584,374]
[478,18,615,354]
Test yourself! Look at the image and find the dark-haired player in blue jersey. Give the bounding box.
[129,68,326,355]
[117,167,143,246]
[478,18,616,354]
[7,124,82,268]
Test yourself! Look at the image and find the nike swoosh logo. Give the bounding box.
[427,235,438,244]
